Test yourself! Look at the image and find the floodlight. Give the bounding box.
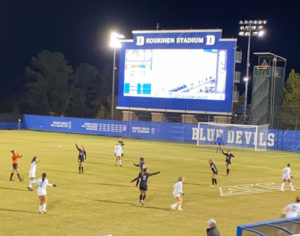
[239,31,245,36]
[258,30,265,37]
[263,20,267,24]
[254,20,258,24]
[240,26,245,30]
[109,32,125,49]
[244,77,249,82]
[249,20,253,24]
[244,20,248,24]
[239,20,244,25]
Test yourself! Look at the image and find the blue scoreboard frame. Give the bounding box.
[117,30,237,115]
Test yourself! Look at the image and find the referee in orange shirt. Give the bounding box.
[9,150,23,181]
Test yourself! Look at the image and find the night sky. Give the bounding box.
[1,0,299,84]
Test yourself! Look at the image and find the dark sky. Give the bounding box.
[0,0,299,83]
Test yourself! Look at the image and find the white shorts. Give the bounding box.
[282,174,291,181]
[38,189,47,196]
[29,171,36,178]
[173,193,181,198]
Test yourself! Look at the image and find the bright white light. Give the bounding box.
[239,31,245,36]
[244,77,249,82]
[258,30,265,37]
[109,32,125,48]
[239,20,244,25]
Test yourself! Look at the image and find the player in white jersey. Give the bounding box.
[282,197,300,218]
[170,177,184,211]
[114,142,124,167]
[27,156,39,191]
[281,163,295,191]
[35,173,56,213]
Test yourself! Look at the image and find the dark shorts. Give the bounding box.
[78,158,85,163]
[139,184,147,191]
[226,161,231,165]
[12,163,18,169]
[212,170,218,175]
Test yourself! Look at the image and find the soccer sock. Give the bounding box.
[214,179,218,185]
[9,173,13,180]
[142,194,146,200]
[212,178,214,185]
[17,173,22,181]
[139,194,143,201]
[42,204,47,211]
[79,167,81,173]
[29,181,33,188]
[171,203,177,209]
[227,169,229,175]
[281,183,285,191]
[81,167,84,173]
[289,183,295,191]
[178,204,182,210]
[119,160,122,166]
[39,205,42,212]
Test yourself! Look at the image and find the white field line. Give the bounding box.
[218,182,300,197]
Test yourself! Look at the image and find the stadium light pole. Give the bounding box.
[238,20,267,122]
[109,32,125,120]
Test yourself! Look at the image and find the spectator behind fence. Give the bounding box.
[207,218,220,236]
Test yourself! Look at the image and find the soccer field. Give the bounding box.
[0,130,300,236]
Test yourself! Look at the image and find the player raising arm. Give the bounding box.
[222,149,235,176]
[131,168,160,205]
[75,144,87,174]
[9,149,23,181]
[133,157,146,187]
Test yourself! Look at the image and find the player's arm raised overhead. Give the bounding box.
[75,143,80,151]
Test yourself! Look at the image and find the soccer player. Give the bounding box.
[75,143,87,174]
[282,197,300,218]
[9,149,23,181]
[35,173,56,213]
[222,149,235,175]
[27,156,40,191]
[114,142,123,166]
[131,168,160,205]
[170,177,184,211]
[215,136,224,153]
[208,159,218,187]
[133,157,146,187]
[281,163,295,191]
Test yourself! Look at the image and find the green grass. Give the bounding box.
[0,130,300,236]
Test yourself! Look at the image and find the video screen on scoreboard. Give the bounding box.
[123,49,227,100]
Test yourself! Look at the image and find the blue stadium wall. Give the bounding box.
[4,114,298,152]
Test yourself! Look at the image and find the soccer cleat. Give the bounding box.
[27,186,33,191]
[178,208,183,211]
[39,210,44,214]
[140,200,144,206]
[170,205,176,210]
[42,210,47,213]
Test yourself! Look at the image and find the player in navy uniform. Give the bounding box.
[133,157,146,187]
[208,159,218,187]
[215,136,224,153]
[75,144,87,174]
[131,168,160,205]
[222,149,234,175]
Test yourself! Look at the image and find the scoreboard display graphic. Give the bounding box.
[117,30,236,114]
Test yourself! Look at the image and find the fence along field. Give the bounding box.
[0,130,299,236]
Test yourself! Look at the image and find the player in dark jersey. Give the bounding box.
[208,159,218,187]
[222,149,234,175]
[215,136,224,153]
[131,168,160,205]
[75,144,87,174]
[133,157,146,187]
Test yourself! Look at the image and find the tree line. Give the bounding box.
[0,50,112,119]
